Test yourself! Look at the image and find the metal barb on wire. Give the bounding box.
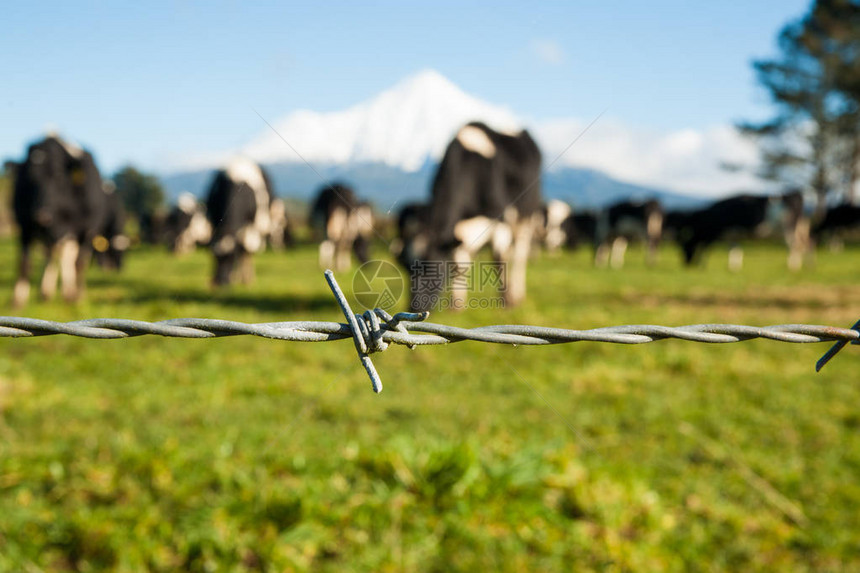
[322,270,429,393]
[0,271,857,392]
[324,269,382,393]
[815,318,860,372]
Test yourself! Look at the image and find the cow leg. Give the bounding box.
[787,217,810,271]
[490,222,512,261]
[40,242,61,301]
[610,237,628,269]
[319,240,335,269]
[504,216,537,307]
[353,236,370,265]
[13,241,32,308]
[787,247,802,272]
[335,239,352,272]
[450,246,472,311]
[646,241,659,266]
[682,240,698,266]
[828,236,844,253]
[594,242,610,267]
[646,212,663,266]
[237,252,255,285]
[74,240,93,300]
[60,238,81,302]
[324,207,352,271]
[646,238,659,266]
[212,253,234,287]
[728,246,744,272]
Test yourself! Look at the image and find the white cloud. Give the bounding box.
[534,117,764,197]
[531,39,566,65]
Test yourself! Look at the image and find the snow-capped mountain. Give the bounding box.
[164,69,759,207]
[240,69,521,172]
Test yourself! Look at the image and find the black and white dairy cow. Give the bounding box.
[560,211,599,250]
[11,134,109,306]
[812,203,860,250]
[309,183,372,271]
[671,191,809,271]
[400,121,543,311]
[593,199,664,268]
[165,192,212,255]
[205,158,276,286]
[552,200,662,267]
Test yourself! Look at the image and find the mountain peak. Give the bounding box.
[388,68,462,98]
[240,70,521,172]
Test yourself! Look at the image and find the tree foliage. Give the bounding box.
[112,165,165,219]
[0,167,13,237]
[740,0,860,207]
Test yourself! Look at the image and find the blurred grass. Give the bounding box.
[0,238,858,571]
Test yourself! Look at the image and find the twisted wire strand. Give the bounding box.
[1,317,857,346]
[1,270,857,393]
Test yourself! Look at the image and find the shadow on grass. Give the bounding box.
[82,273,337,314]
[635,291,839,311]
[125,287,336,313]
[555,284,842,313]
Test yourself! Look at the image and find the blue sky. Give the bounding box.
[1,0,811,175]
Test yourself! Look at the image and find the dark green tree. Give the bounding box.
[112,165,165,219]
[739,0,860,210]
[821,0,860,202]
[0,165,13,237]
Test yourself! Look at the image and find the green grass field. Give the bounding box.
[0,238,858,572]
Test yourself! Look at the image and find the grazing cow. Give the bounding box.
[92,181,130,270]
[594,199,664,268]
[205,158,276,286]
[309,183,372,271]
[11,134,109,306]
[553,201,662,268]
[165,192,212,255]
[560,211,599,251]
[537,199,573,253]
[671,191,809,271]
[812,203,860,250]
[399,122,543,311]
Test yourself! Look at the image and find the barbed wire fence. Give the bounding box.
[1,270,857,393]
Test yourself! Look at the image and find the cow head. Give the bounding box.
[405,242,450,312]
[392,203,445,311]
[212,236,239,287]
[18,138,82,228]
[402,230,462,312]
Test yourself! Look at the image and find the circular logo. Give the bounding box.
[352,260,404,311]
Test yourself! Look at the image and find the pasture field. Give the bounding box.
[0,238,858,572]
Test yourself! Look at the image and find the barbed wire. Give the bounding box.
[1,270,857,393]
